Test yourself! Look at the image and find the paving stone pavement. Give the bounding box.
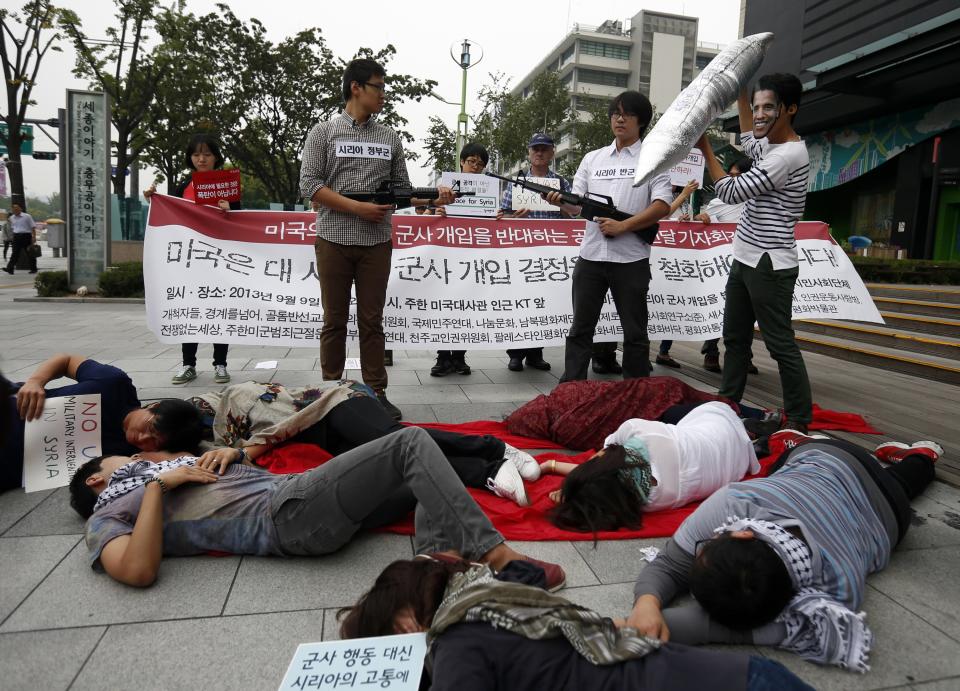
[2,290,960,690]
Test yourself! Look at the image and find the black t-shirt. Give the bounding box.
[2,360,141,490]
[429,623,749,691]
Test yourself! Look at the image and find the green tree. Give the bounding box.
[422,115,456,175]
[558,96,613,178]
[0,0,65,209]
[60,0,163,237]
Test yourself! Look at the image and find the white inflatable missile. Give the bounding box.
[633,32,774,187]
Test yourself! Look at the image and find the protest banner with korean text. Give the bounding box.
[278,632,427,691]
[23,394,102,493]
[143,195,881,349]
[668,148,705,187]
[192,169,242,206]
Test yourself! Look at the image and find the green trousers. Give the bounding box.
[718,254,813,425]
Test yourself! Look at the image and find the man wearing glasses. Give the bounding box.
[545,91,672,381]
[300,58,454,421]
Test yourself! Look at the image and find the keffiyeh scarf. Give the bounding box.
[716,517,873,673]
[92,456,196,513]
[428,565,660,665]
[619,438,654,504]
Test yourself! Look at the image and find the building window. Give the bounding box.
[695,54,713,71]
[562,71,574,86]
[577,68,628,88]
[579,40,630,60]
[561,45,575,64]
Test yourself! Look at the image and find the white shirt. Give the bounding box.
[700,197,746,223]
[573,139,672,263]
[603,401,760,512]
[715,132,810,270]
[8,212,35,235]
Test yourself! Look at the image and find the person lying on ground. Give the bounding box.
[4,355,537,506]
[67,427,565,589]
[339,557,814,691]
[2,355,204,492]
[541,401,763,533]
[623,431,942,673]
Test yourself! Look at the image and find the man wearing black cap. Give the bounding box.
[500,133,569,372]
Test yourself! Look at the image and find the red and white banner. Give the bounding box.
[191,169,241,206]
[144,195,881,348]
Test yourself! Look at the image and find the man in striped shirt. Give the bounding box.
[696,73,812,431]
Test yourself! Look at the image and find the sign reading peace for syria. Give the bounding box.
[143,194,881,349]
[23,394,102,493]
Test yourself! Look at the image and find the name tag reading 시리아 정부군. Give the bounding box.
[335,141,392,160]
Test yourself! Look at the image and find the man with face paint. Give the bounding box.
[696,74,812,433]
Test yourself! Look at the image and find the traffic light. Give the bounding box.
[32,151,57,160]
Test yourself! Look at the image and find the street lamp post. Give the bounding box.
[450,39,483,162]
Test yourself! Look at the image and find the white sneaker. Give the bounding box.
[171,365,197,385]
[504,444,540,480]
[487,461,530,507]
[214,365,231,383]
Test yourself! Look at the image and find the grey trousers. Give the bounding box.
[270,427,503,559]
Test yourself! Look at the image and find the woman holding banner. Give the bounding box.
[144,133,240,387]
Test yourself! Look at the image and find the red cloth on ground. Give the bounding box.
[504,377,735,451]
[255,405,881,542]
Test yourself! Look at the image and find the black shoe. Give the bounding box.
[525,355,551,371]
[743,417,782,440]
[508,357,524,372]
[384,350,393,367]
[376,392,402,420]
[430,357,454,377]
[452,357,471,375]
[28,269,37,274]
[655,354,681,369]
[592,358,622,375]
[703,352,721,373]
[2,267,12,275]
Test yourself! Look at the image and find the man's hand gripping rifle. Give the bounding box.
[486,172,658,244]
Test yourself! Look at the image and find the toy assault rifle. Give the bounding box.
[340,179,474,210]
[486,171,658,244]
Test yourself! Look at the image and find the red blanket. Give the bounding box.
[255,406,880,542]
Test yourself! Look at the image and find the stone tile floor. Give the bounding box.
[2,294,960,690]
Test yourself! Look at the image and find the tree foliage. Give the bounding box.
[0,0,64,208]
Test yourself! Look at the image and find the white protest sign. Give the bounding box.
[510,176,560,212]
[440,172,499,217]
[668,148,705,187]
[143,195,882,349]
[277,632,427,691]
[23,394,102,492]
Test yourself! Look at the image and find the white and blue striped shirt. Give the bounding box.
[714,132,810,270]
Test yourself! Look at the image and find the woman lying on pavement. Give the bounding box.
[67,426,565,590]
[3,354,537,507]
[624,432,942,673]
[541,401,769,533]
[339,557,813,691]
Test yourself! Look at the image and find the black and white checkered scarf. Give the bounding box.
[716,517,873,673]
[92,456,196,514]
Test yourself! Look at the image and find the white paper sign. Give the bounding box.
[144,196,882,349]
[440,172,499,217]
[668,148,705,187]
[23,394,102,492]
[277,632,427,691]
[510,176,561,212]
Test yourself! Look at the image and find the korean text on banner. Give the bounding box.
[143,195,882,349]
[23,394,102,493]
[277,632,427,691]
[510,176,561,212]
[192,169,242,206]
[668,148,705,187]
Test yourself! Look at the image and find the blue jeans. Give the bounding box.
[747,657,815,691]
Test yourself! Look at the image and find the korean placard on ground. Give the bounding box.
[144,195,882,349]
[278,632,427,691]
[23,394,102,492]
